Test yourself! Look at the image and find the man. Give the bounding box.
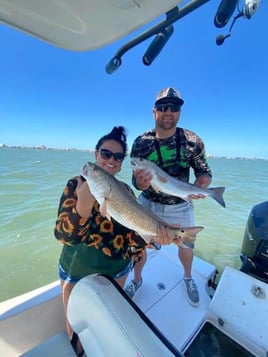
[125,87,212,307]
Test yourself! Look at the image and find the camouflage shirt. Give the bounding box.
[130,127,212,205]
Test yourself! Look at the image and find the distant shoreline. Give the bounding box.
[0,144,94,152]
[0,145,267,161]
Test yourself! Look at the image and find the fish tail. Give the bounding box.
[210,187,226,207]
[171,226,204,246]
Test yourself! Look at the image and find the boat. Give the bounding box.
[1,199,267,356]
[0,1,266,356]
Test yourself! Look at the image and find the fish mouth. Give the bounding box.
[130,159,139,168]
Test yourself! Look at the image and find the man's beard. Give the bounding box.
[158,118,177,130]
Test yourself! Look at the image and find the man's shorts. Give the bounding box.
[138,195,195,249]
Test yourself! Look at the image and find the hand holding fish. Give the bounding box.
[187,193,206,200]
[188,174,211,200]
[75,177,96,218]
[134,168,152,191]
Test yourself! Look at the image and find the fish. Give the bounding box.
[81,162,204,247]
[130,157,226,208]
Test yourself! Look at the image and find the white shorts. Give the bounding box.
[138,194,195,249]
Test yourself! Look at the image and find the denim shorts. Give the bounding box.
[58,260,132,283]
[138,195,195,249]
[114,260,133,279]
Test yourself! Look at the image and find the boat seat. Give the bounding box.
[20,332,76,357]
[67,274,182,356]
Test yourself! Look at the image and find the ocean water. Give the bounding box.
[1,147,267,302]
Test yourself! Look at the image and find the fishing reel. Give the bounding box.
[215,0,261,45]
[244,0,261,18]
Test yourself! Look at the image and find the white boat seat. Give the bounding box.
[20,332,76,357]
[67,274,182,357]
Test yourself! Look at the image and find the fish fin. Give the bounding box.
[183,196,191,204]
[171,226,204,246]
[99,200,111,220]
[151,183,161,194]
[210,187,226,207]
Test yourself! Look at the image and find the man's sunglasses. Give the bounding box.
[155,103,181,113]
[98,148,125,162]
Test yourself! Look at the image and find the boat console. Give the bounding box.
[184,266,268,357]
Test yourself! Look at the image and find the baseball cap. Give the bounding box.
[154,87,184,106]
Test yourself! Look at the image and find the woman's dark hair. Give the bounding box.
[95,126,127,154]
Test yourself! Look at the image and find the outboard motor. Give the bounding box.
[240,201,268,283]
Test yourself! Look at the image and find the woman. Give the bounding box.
[54,126,172,355]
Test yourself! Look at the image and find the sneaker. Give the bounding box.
[184,278,199,307]
[124,278,142,299]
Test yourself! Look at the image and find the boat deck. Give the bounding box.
[0,246,217,356]
[128,245,216,352]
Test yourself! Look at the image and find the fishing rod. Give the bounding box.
[105,0,261,74]
[216,0,261,45]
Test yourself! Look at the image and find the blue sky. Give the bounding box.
[1,1,267,159]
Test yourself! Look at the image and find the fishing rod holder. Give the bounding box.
[105,0,259,73]
[105,0,210,74]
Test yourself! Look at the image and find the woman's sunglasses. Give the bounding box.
[98,148,125,162]
[155,103,181,113]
